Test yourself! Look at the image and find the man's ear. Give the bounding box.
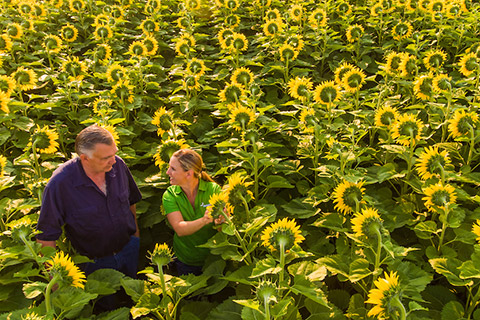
[79,153,88,161]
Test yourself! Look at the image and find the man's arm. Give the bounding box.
[36,239,56,248]
[130,204,140,237]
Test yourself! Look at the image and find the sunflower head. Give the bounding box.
[308,8,327,28]
[145,0,162,14]
[184,75,201,91]
[432,74,452,93]
[92,97,113,115]
[0,91,9,114]
[287,77,313,102]
[472,220,480,244]
[140,18,160,34]
[385,51,404,76]
[446,2,461,18]
[334,62,357,85]
[351,207,383,240]
[186,0,202,10]
[94,24,113,41]
[256,280,277,305]
[0,155,6,177]
[413,73,434,100]
[422,182,457,212]
[47,251,86,289]
[93,43,112,64]
[342,69,366,93]
[6,215,37,242]
[290,4,304,22]
[265,9,281,21]
[230,33,248,52]
[286,34,304,53]
[69,0,86,12]
[346,24,364,43]
[314,81,341,106]
[0,34,13,53]
[375,105,399,128]
[224,0,240,11]
[231,67,254,87]
[154,139,189,169]
[228,104,256,131]
[7,23,23,39]
[333,180,366,214]
[106,64,128,85]
[337,1,352,15]
[219,82,245,104]
[299,108,316,133]
[279,43,298,62]
[263,19,283,37]
[187,58,206,77]
[207,192,232,220]
[225,14,240,28]
[177,16,191,30]
[13,67,37,91]
[128,41,148,58]
[415,146,451,180]
[143,35,159,56]
[391,113,424,146]
[111,80,134,103]
[261,217,305,252]
[448,109,479,139]
[366,271,402,319]
[459,53,478,77]
[152,107,174,137]
[175,39,192,56]
[60,24,79,42]
[29,125,59,154]
[149,243,173,267]
[399,54,417,77]
[61,56,87,82]
[43,35,63,54]
[224,171,254,208]
[423,49,447,71]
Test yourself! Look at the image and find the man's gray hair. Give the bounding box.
[75,125,114,157]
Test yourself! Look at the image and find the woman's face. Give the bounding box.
[166,156,189,185]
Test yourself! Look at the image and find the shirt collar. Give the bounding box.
[172,178,207,195]
[72,157,117,187]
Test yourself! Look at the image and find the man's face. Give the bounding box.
[81,143,118,174]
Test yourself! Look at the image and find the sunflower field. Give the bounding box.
[1,0,480,318]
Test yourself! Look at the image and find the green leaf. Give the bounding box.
[312,212,348,232]
[222,265,255,285]
[22,282,47,299]
[207,297,243,320]
[52,286,97,319]
[87,269,125,291]
[441,301,465,320]
[429,258,473,286]
[96,307,131,320]
[281,198,317,219]
[290,275,330,308]
[250,257,282,278]
[288,260,327,282]
[121,278,145,302]
[414,221,439,239]
[264,175,294,189]
[349,258,372,282]
[459,261,480,279]
[234,299,261,311]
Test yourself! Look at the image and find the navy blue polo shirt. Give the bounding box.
[36,156,142,259]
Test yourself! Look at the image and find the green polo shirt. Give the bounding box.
[162,179,221,266]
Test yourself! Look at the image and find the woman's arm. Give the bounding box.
[166,210,213,237]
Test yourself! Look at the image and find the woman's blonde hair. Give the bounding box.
[172,149,214,182]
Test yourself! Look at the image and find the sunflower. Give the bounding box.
[375,105,400,128]
[93,43,112,64]
[346,24,364,43]
[225,14,240,28]
[7,23,23,40]
[472,220,480,244]
[415,146,451,180]
[337,1,352,15]
[93,13,110,26]
[385,52,404,76]
[98,124,119,145]
[366,271,402,319]
[149,243,173,267]
[0,75,16,96]
[371,2,384,16]
[448,109,479,139]
[0,155,7,177]
[228,104,256,131]
[458,53,477,77]
[61,56,88,81]
[69,0,85,12]
[184,75,200,91]
[432,74,451,93]
[47,251,86,289]
[314,81,341,106]
[145,0,161,14]
[286,34,305,53]
[256,280,277,305]
[140,18,160,34]
[399,53,417,77]
[392,21,413,40]
[419,0,430,11]
[308,8,328,28]
[185,0,201,10]
[423,49,447,71]
[279,43,298,62]
[265,8,281,21]
[422,182,456,212]
[207,192,232,220]
[290,4,303,22]
[445,2,462,18]
[0,92,9,114]
[154,139,189,168]
[106,64,128,85]
[256,0,271,9]
[261,218,304,252]
[92,97,113,114]
[143,35,159,56]
[218,29,234,50]
[187,58,206,78]
[391,113,424,146]
[288,77,313,102]
[12,67,37,91]
[413,73,434,100]
[109,5,125,19]
[429,0,445,18]
[380,0,396,12]
[29,125,59,154]
[299,107,316,133]
[6,215,36,242]
[219,82,245,104]
[177,16,190,30]
[21,19,34,32]
[351,207,383,239]
[175,39,192,56]
[231,67,254,87]
[333,180,366,214]
[60,24,78,42]
[342,68,366,93]
[0,34,13,53]
[334,62,357,85]
[111,80,134,103]
[50,0,64,9]
[224,171,254,207]
[42,35,63,54]
[263,19,284,37]
[94,24,113,41]
[128,41,148,58]
[230,32,248,52]
[151,107,174,136]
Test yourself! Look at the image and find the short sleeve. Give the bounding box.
[36,181,65,241]
[162,187,180,215]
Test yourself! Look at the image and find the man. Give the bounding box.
[36,124,142,281]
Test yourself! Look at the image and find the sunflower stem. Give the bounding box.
[391,295,407,320]
[264,296,271,320]
[223,213,252,265]
[437,206,449,254]
[31,140,43,181]
[253,141,259,201]
[45,273,60,314]
[467,124,475,167]
[279,241,286,285]
[465,283,480,319]
[373,226,382,279]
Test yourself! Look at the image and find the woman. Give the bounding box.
[162,149,222,276]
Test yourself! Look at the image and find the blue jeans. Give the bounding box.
[83,235,140,278]
[175,259,202,276]
[81,236,140,312]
